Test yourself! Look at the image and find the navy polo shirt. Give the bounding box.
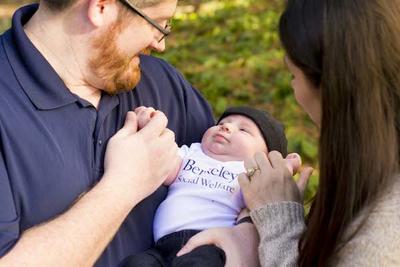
[0,4,214,266]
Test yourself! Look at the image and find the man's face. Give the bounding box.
[201,115,268,161]
[88,0,177,94]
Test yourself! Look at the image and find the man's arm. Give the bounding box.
[1,176,138,266]
[0,111,180,266]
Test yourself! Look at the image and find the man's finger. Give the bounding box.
[137,111,168,138]
[159,128,176,143]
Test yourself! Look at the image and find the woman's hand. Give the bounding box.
[239,151,313,211]
[177,223,260,267]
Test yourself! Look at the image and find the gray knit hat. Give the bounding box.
[217,106,288,157]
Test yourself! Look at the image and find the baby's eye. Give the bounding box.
[240,128,248,133]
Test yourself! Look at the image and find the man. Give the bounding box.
[0,0,258,266]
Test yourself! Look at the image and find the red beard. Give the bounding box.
[89,21,142,95]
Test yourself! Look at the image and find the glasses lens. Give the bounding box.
[158,21,172,42]
[165,20,172,32]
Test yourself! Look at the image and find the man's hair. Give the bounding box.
[280,0,400,266]
[41,0,166,12]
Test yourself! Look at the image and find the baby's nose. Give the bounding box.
[220,123,233,132]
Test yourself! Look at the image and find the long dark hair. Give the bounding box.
[279,0,400,265]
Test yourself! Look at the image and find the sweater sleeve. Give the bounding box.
[250,202,306,267]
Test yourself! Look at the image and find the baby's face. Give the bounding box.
[201,115,268,161]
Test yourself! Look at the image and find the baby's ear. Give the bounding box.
[285,153,302,175]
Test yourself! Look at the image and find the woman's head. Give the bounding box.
[279,0,324,125]
[279,0,400,265]
[279,0,323,88]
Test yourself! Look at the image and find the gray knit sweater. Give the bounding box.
[250,178,400,266]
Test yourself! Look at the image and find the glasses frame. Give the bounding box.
[119,0,171,42]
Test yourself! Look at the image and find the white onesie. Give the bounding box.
[153,143,245,241]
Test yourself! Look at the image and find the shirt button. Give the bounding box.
[98,140,102,145]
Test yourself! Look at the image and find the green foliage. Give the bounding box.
[0,18,11,34]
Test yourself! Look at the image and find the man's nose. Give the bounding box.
[149,38,166,52]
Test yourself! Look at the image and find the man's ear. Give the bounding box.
[87,0,118,27]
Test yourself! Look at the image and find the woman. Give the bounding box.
[240,0,400,266]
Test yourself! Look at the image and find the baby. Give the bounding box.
[122,106,300,267]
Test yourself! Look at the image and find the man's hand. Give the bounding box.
[103,111,180,204]
[177,223,260,267]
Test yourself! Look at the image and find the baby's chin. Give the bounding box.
[201,144,244,162]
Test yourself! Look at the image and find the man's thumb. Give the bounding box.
[122,111,138,135]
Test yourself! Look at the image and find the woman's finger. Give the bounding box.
[238,173,251,190]
[243,156,261,181]
[285,153,302,175]
[267,150,285,169]
[243,156,258,170]
[254,151,271,174]
[297,166,313,197]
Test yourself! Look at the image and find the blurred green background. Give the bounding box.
[0,0,319,204]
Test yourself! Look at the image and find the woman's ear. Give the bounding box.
[87,0,118,27]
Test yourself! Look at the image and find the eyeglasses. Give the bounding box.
[119,0,171,42]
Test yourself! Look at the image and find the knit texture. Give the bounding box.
[331,177,400,266]
[251,202,305,266]
[251,177,400,266]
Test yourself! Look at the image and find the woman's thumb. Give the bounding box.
[285,153,302,175]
